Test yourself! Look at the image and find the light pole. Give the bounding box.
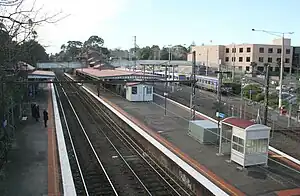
[252,29,294,108]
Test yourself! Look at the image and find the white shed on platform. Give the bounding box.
[221,117,271,167]
[125,82,153,102]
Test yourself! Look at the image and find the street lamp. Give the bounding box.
[251,29,294,108]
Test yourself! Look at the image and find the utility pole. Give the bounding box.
[190,51,196,121]
[263,64,270,125]
[206,48,209,76]
[278,34,285,109]
[216,60,231,156]
[134,36,137,71]
[164,63,168,116]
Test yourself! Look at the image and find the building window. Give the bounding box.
[259,57,264,62]
[232,48,236,53]
[285,58,290,63]
[239,57,243,62]
[239,48,243,53]
[246,47,251,52]
[276,58,281,64]
[259,47,264,53]
[246,57,250,62]
[132,86,137,94]
[268,48,273,53]
[246,66,250,71]
[232,135,244,153]
[225,57,229,62]
[277,48,282,53]
[232,57,236,62]
[225,48,229,53]
[268,57,272,63]
[286,49,291,54]
[146,86,152,94]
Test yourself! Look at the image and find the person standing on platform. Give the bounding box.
[43,110,48,128]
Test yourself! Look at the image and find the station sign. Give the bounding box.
[216,112,225,118]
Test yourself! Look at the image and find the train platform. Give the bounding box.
[80,81,300,196]
[153,83,300,160]
[0,84,75,196]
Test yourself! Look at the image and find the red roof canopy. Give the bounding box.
[222,117,255,129]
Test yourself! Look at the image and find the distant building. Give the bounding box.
[292,46,300,71]
[188,38,293,73]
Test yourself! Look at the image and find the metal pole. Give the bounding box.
[164,50,169,115]
[288,103,292,127]
[217,62,223,155]
[206,48,208,76]
[279,34,284,108]
[190,51,196,121]
[240,82,243,118]
[263,64,270,125]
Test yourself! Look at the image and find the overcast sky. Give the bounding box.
[27,0,300,54]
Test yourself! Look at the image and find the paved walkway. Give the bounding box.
[0,85,60,196]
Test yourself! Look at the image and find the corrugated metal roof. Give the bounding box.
[30,70,55,76]
[76,68,154,78]
[126,82,140,86]
[222,117,255,129]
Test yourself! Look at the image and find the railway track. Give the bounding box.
[56,73,195,196]
[274,128,300,142]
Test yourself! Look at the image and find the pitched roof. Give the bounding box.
[222,117,256,129]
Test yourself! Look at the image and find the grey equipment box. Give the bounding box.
[188,120,219,144]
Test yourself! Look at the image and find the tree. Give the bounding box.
[83,35,104,51]
[66,41,83,60]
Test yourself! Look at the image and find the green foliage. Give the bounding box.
[242,84,262,99]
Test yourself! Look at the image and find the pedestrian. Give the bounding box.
[43,109,48,128]
[35,104,40,122]
[31,103,36,118]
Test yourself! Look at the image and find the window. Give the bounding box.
[276,58,281,64]
[246,66,250,71]
[268,57,272,63]
[232,135,244,153]
[239,48,243,53]
[268,48,273,53]
[225,48,229,53]
[259,57,264,62]
[225,57,229,62]
[232,57,236,62]
[246,139,268,154]
[277,48,282,53]
[246,47,251,52]
[146,86,152,94]
[286,49,291,54]
[246,57,250,62]
[232,48,236,53]
[259,47,264,53]
[285,58,290,63]
[239,57,243,62]
[132,86,137,94]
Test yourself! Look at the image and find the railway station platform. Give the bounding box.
[77,80,300,196]
[0,83,75,196]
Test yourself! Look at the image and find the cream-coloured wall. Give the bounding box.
[188,41,294,72]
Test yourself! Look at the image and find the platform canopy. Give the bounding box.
[221,117,270,131]
[28,70,55,79]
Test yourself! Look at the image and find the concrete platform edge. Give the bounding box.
[51,83,77,195]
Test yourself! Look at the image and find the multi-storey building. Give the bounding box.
[188,38,293,73]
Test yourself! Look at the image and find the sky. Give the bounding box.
[27,0,300,54]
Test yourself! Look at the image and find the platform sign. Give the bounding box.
[216,112,226,118]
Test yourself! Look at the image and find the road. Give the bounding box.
[153,83,299,129]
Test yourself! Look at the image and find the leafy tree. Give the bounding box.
[250,62,257,77]
[84,35,104,51]
[66,41,83,60]
[242,84,262,99]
